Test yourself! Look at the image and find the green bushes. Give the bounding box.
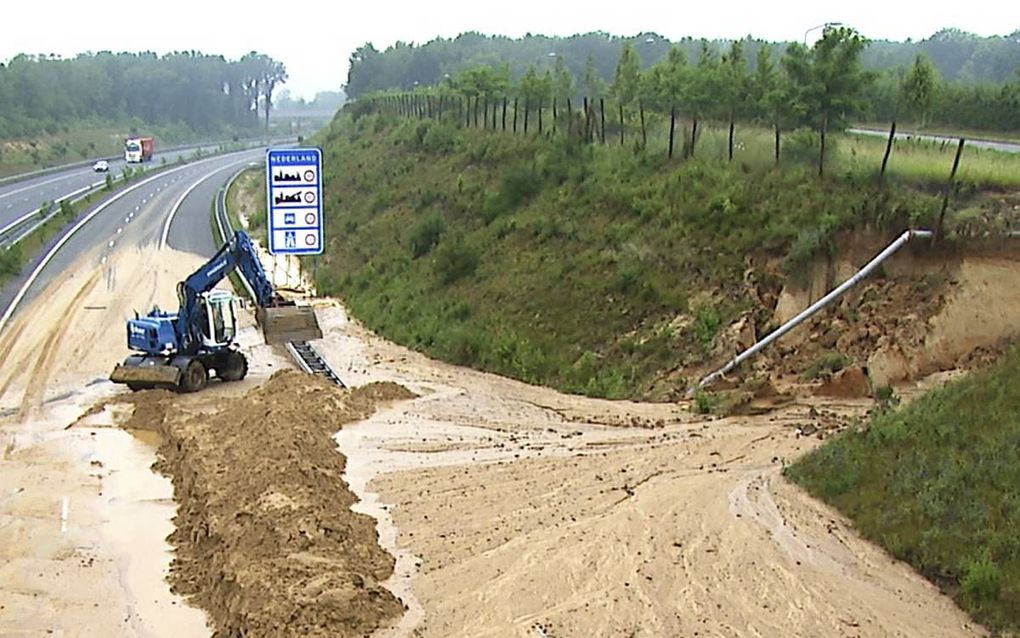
[433,232,479,283]
[409,213,446,257]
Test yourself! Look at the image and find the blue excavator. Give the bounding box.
[109,230,322,392]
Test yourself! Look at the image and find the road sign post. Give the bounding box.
[266,148,323,255]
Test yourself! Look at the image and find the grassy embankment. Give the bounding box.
[289,110,1020,399]
[787,349,1020,633]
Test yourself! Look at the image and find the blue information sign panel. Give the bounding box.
[266,148,323,255]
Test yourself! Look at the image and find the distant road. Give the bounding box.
[0,146,224,234]
[848,127,1020,154]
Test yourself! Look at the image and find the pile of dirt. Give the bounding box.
[123,371,416,637]
[768,274,947,380]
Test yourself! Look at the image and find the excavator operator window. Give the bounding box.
[202,291,237,347]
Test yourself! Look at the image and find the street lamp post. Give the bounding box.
[804,21,844,45]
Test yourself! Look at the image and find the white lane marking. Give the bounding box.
[108,240,115,247]
[116,228,122,234]
[160,165,240,249]
[60,496,69,533]
[0,171,84,203]
[124,217,130,223]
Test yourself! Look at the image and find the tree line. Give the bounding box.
[358,26,897,176]
[0,50,287,139]
[347,28,1020,133]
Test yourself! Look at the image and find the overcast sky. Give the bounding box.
[3,0,1017,99]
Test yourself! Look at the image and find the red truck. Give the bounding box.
[124,136,154,163]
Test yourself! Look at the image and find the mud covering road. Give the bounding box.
[102,372,414,637]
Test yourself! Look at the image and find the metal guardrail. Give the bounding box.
[213,164,344,388]
[0,180,106,249]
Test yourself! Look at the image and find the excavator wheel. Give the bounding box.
[180,360,208,393]
[218,351,248,382]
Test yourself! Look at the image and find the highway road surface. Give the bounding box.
[0,148,265,331]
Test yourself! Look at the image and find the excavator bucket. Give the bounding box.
[257,305,322,345]
[109,360,181,388]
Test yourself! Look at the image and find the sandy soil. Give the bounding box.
[1,241,1000,637]
[313,303,986,638]
[0,246,217,636]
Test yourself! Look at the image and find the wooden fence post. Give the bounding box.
[566,98,573,137]
[619,103,625,146]
[599,98,606,144]
[502,98,508,131]
[935,139,966,241]
[690,118,699,158]
[524,99,530,134]
[538,99,543,135]
[774,124,781,164]
[583,97,591,142]
[639,102,646,149]
[668,106,676,159]
[513,98,519,133]
[880,121,896,179]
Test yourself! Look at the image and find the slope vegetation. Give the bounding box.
[311,112,944,399]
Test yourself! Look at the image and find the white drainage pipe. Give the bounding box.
[691,229,934,395]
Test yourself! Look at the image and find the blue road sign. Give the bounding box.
[266,148,323,255]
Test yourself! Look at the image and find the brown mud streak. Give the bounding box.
[120,370,418,637]
[17,272,100,420]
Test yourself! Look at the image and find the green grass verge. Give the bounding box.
[786,348,1020,632]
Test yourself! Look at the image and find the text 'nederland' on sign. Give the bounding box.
[266,148,323,256]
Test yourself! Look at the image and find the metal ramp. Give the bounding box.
[286,340,346,387]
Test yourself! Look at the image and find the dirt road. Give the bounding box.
[0,245,986,636]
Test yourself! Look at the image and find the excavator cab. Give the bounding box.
[199,290,238,348]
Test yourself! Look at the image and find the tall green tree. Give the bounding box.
[611,42,642,107]
[685,41,722,158]
[901,53,939,128]
[784,25,872,175]
[720,39,750,160]
[552,55,574,101]
[752,47,790,163]
[581,55,606,99]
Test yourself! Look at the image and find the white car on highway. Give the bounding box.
[92,160,110,172]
